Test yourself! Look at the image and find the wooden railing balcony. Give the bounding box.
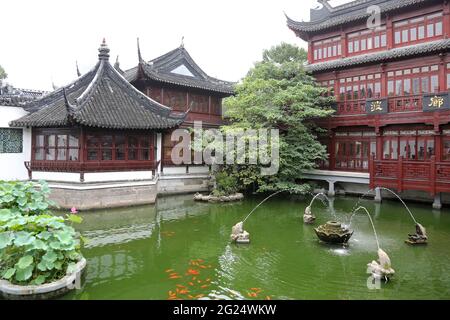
[335,94,425,115]
[369,156,450,195]
[24,160,160,181]
[387,94,422,113]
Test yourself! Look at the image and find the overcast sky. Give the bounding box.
[0,0,351,91]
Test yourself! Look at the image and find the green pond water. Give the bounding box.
[64,194,450,300]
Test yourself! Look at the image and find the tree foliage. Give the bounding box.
[218,42,334,194]
[0,64,7,81]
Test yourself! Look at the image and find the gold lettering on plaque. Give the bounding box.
[428,96,444,109]
[370,101,383,112]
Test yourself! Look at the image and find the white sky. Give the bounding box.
[0,0,351,91]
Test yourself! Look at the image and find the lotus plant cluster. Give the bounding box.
[0,180,84,286]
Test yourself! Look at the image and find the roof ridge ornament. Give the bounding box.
[76,61,81,77]
[180,36,184,48]
[62,87,76,114]
[137,37,143,63]
[98,38,110,61]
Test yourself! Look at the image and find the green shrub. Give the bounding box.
[0,181,84,286]
[213,171,239,196]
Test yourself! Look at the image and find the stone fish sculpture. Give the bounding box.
[367,248,395,281]
[230,221,250,244]
[406,223,428,245]
[303,206,316,224]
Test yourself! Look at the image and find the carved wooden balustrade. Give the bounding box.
[369,156,450,195]
[24,160,160,181]
[336,95,423,115]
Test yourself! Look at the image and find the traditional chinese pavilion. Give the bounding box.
[287,0,450,207]
[10,39,187,180]
[123,40,234,171]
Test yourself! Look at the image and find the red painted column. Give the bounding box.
[443,0,450,38]
[376,126,383,161]
[386,14,394,50]
[439,53,446,92]
[340,29,347,58]
[329,131,336,170]
[307,39,313,64]
[380,63,387,97]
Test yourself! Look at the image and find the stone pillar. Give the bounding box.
[374,202,381,218]
[433,193,442,210]
[327,180,336,197]
[374,187,382,203]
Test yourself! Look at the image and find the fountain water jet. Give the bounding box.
[231,190,284,244]
[304,192,336,224]
[348,187,427,245]
[353,206,395,281]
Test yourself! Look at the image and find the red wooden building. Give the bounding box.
[287,0,450,207]
[123,40,234,170]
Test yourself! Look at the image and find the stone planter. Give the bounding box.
[194,193,244,203]
[0,258,86,300]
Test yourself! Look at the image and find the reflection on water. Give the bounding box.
[64,194,450,300]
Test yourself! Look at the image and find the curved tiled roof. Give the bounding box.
[0,85,47,107]
[123,42,235,95]
[286,0,434,35]
[305,39,450,73]
[10,41,186,129]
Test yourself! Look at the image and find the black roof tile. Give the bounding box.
[9,40,186,129]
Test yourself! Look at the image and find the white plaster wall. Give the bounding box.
[32,171,154,183]
[163,166,187,175]
[0,106,31,181]
[188,166,210,174]
[32,172,81,183]
[84,171,153,183]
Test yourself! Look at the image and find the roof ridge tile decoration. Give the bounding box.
[9,40,187,130]
[286,0,433,35]
[305,38,450,72]
[0,84,47,107]
[123,41,235,95]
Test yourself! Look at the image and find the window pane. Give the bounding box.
[87,150,97,161]
[388,81,394,96]
[374,82,381,97]
[431,75,439,92]
[348,42,353,53]
[402,29,408,42]
[435,21,443,36]
[427,23,434,37]
[115,135,126,161]
[361,38,367,51]
[427,140,435,159]
[35,135,44,147]
[314,50,318,60]
[328,46,332,57]
[391,140,398,159]
[129,136,139,148]
[128,149,137,161]
[396,80,402,95]
[404,79,411,95]
[57,135,67,161]
[102,150,112,161]
[35,148,44,160]
[367,37,373,50]
[395,31,401,44]
[68,149,78,161]
[374,35,380,48]
[421,77,429,93]
[323,47,327,58]
[102,135,113,148]
[69,135,79,147]
[447,74,450,90]
[410,28,417,41]
[418,26,425,39]
[337,44,342,55]
[87,135,98,147]
[367,83,374,98]
[46,148,55,161]
[381,34,387,46]
[444,141,450,161]
[418,140,425,160]
[413,78,421,94]
[48,135,55,147]
[354,40,359,52]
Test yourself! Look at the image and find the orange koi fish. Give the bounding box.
[165,269,174,273]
